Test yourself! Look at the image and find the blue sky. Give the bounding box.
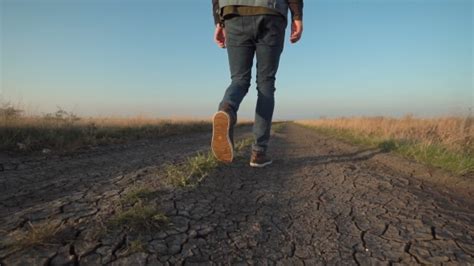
[1,0,472,119]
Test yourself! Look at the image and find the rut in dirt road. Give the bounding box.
[1,123,473,265]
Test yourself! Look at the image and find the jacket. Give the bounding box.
[212,0,303,25]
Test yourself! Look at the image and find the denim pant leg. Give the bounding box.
[218,16,256,122]
[252,16,286,153]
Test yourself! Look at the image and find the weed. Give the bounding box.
[235,137,254,152]
[271,122,286,133]
[165,152,218,187]
[127,239,146,253]
[120,186,156,205]
[109,203,168,232]
[8,220,63,250]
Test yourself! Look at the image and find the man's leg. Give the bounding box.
[213,16,255,163]
[218,45,254,122]
[218,16,256,120]
[252,15,286,153]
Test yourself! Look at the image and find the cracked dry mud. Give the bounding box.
[0,123,473,265]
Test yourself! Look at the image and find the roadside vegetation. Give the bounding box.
[271,121,287,133]
[297,115,473,176]
[0,103,214,153]
[165,137,254,187]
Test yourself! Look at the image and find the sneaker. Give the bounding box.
[249,150,273,168]
[211,111,234,163]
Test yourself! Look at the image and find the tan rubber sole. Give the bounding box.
[211,111,234,163]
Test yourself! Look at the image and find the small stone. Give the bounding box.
[188,230,197,239]
[17,142,27,150]
[197,226,213,237]
[42,148,52,154]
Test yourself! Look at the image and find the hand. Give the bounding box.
[214,23,226,48]
[290,20,303,43]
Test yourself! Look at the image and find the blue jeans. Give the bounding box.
[218,14,287,153]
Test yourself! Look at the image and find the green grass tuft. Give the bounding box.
[120,186,157,205]
[127,239,146,253]
[165,152,218,187]
[271,122,286,133]
[109,203,168,231]
[235,137,254,152]
[165,137,254,187]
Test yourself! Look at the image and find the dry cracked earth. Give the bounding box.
[0,122,473,265]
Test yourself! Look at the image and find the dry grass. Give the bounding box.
[297,115,474,175]
[297,115,473,153]
[1,106,214,153]
[6,220,64,250]
[1,104,255,153]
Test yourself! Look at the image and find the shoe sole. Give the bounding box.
[249,160,273,168]
[211,111,234,163]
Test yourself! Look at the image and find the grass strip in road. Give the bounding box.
[165,152,219,187]
[110,183,169,233]
[108,202,168,232]
[165,137,254,187]
[271,121,287,133]
[299,124,474,176]
[126,239,146,253]
[106,137,254,237]
[234,137,254,152]
[120,186,158,205]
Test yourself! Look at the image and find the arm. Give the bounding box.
[212,0,226,48]
[288,0,304,43]
[212,0,222,26]
[288,0,303,21]
[214,24,226,48]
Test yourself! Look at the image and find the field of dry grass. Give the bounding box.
[297,115,474,175]
[0,106,214,153]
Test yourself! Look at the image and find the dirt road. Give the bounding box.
[0,123,473,265]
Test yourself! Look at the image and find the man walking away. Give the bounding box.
[211,0,304,167]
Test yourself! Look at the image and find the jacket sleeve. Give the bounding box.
[212,0,222,25]
[288,0,303,21]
